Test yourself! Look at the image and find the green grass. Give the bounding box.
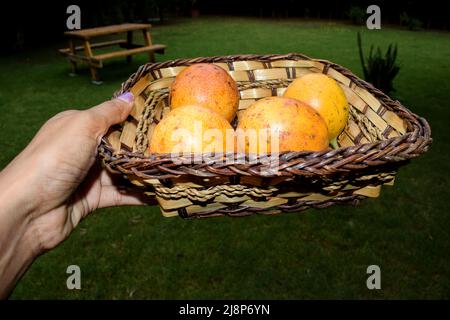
[1,17,450,299]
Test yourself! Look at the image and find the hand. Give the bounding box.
[0,92,148,298]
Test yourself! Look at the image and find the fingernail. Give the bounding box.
[117,92,134,104]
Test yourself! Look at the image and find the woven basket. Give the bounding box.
[98,53,431,219]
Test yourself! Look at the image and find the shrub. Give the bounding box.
[400,12,423,31]
[357,32,400,94]
[347,6,366,25]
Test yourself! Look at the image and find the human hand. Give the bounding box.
[0,92,148,297]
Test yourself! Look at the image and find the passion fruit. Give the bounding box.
[284,73,349,147]
[148,105,235,154]
[170,63,239,122]
[236,96,329,153]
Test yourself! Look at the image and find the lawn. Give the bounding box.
[1,17,449,299]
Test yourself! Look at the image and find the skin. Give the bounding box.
[236,96,329,153]
[0,93,150,299]
[170,63,239,122]
[284,73,349,141]
[148,105,235,154]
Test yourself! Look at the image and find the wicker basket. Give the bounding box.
[98,53,431,218]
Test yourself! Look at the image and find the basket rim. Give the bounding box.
[98,53,432,180]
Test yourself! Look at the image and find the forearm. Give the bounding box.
[0,220,37,299]
[0,95,135,298]
[0,158,40,299]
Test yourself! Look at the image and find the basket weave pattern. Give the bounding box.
[98,53,431,218]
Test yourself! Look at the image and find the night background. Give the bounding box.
[0,0,449,299]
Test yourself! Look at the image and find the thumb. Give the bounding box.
[88,92,134,128]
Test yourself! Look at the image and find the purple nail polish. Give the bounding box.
[117,92,134,103]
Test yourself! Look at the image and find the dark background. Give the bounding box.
[1,0,447,52]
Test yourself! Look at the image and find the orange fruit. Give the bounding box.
[284,73,349,146]
[170,63,239,122]
[236,97,329,153]
[148,105,235,154]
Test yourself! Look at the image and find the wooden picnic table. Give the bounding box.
[59,23,167,84]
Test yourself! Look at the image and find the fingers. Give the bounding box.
[88,92,134,129]
[98,185,153,209]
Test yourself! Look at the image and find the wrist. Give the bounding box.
[0,151,42,217]
[0,162,43,249]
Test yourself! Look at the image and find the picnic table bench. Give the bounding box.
[59,23,166,84]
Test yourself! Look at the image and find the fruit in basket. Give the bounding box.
[169,63,239,122]
[148,105,235,154]
[284,73,349,148]
[236,96,329,153]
